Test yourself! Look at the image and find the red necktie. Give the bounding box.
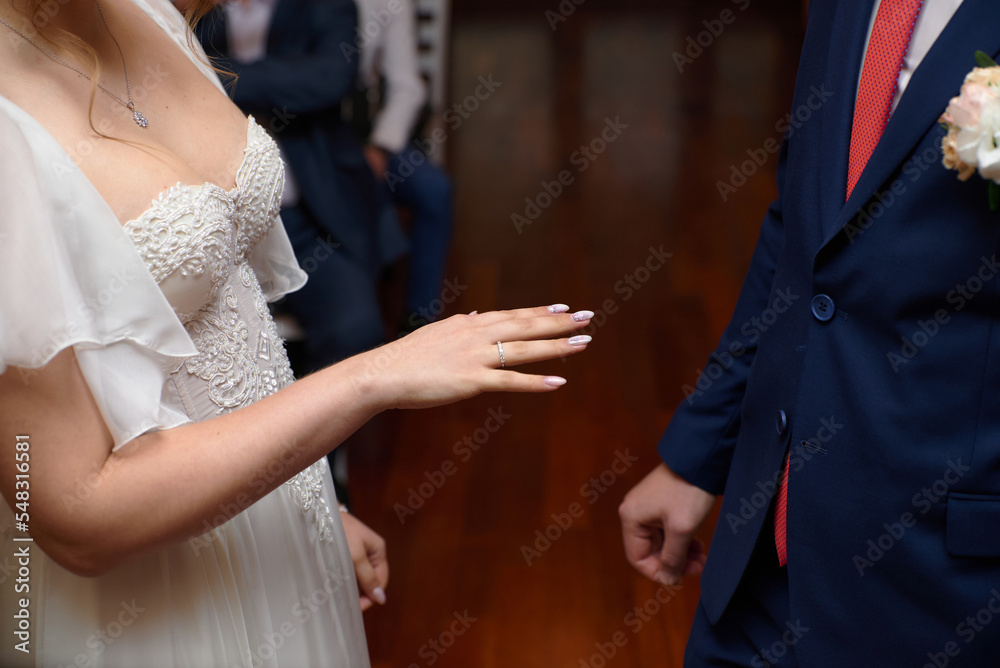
[845,0,924,199]
[775,0,925,569]
[774,450,791,566]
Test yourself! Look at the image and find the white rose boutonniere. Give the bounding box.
[941,51,1000,209]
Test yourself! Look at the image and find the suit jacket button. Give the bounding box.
[776,409,788,436]
[811,294,835,322]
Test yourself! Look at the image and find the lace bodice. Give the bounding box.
[124,116,284,321]
[123,116,336,543]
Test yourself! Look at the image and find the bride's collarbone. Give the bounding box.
[0,10,249,222]
[8,72,249,222]
[22,92,249,221]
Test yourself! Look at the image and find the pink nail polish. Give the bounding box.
[548,304,570,313]
[372,586,386,605]
[572,310,594,322]
[469,310,479,315]
[568,335,592,345]
[543,376,567,387]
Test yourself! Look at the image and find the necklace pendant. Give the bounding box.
[133,109,148,128]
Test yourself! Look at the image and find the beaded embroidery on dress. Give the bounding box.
[124,116,336,544]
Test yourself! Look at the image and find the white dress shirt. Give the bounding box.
[860,0,964,112]
[356,0,426,154]
[224,0,277,63]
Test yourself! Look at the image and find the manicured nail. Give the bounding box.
[543,376,567,387]
[372,586,387,605]
[548,303,570,313]
[572,310,594,322]
[568,335,592,345]
[469,310,478,315]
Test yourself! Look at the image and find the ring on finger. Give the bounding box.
[497,341,506,368]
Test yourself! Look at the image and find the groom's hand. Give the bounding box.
[619,463,717,586]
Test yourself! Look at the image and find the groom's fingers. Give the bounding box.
[621,519,665,582]
[657,517,694,586]
[682,539,708,577]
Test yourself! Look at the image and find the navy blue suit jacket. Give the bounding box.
[196,0,380,268]
[659,0,1000,663]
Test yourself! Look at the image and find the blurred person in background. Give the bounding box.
[350,0,454,331]
[196,0,409,503]
[197,0,407,378]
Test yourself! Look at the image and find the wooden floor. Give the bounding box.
[353,3,806,666]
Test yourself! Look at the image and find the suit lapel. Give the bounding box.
[813,0,878,246]
[821,0,1000,245]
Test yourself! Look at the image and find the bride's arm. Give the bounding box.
[0,307,592,577]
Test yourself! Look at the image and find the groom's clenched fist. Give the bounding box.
[619,463,717,586]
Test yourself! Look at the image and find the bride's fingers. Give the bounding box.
[481,370,571,393]
[490,336,591,368]
[487,310,595,343]
[465,303,573,325]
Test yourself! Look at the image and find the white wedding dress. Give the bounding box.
[0,1,370,666]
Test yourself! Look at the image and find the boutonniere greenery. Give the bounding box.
[941,51,1000,210]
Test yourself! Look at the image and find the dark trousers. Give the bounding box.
[685,513,802,668]
[387,145,453,321]
[277,204,384,375]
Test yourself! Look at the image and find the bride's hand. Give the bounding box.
[352,304,594,410]
[340,511,389,612]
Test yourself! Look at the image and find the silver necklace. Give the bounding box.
[0,3,148,128]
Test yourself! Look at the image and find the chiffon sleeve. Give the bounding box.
[0,98,200,450]
[249,214,308,300]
